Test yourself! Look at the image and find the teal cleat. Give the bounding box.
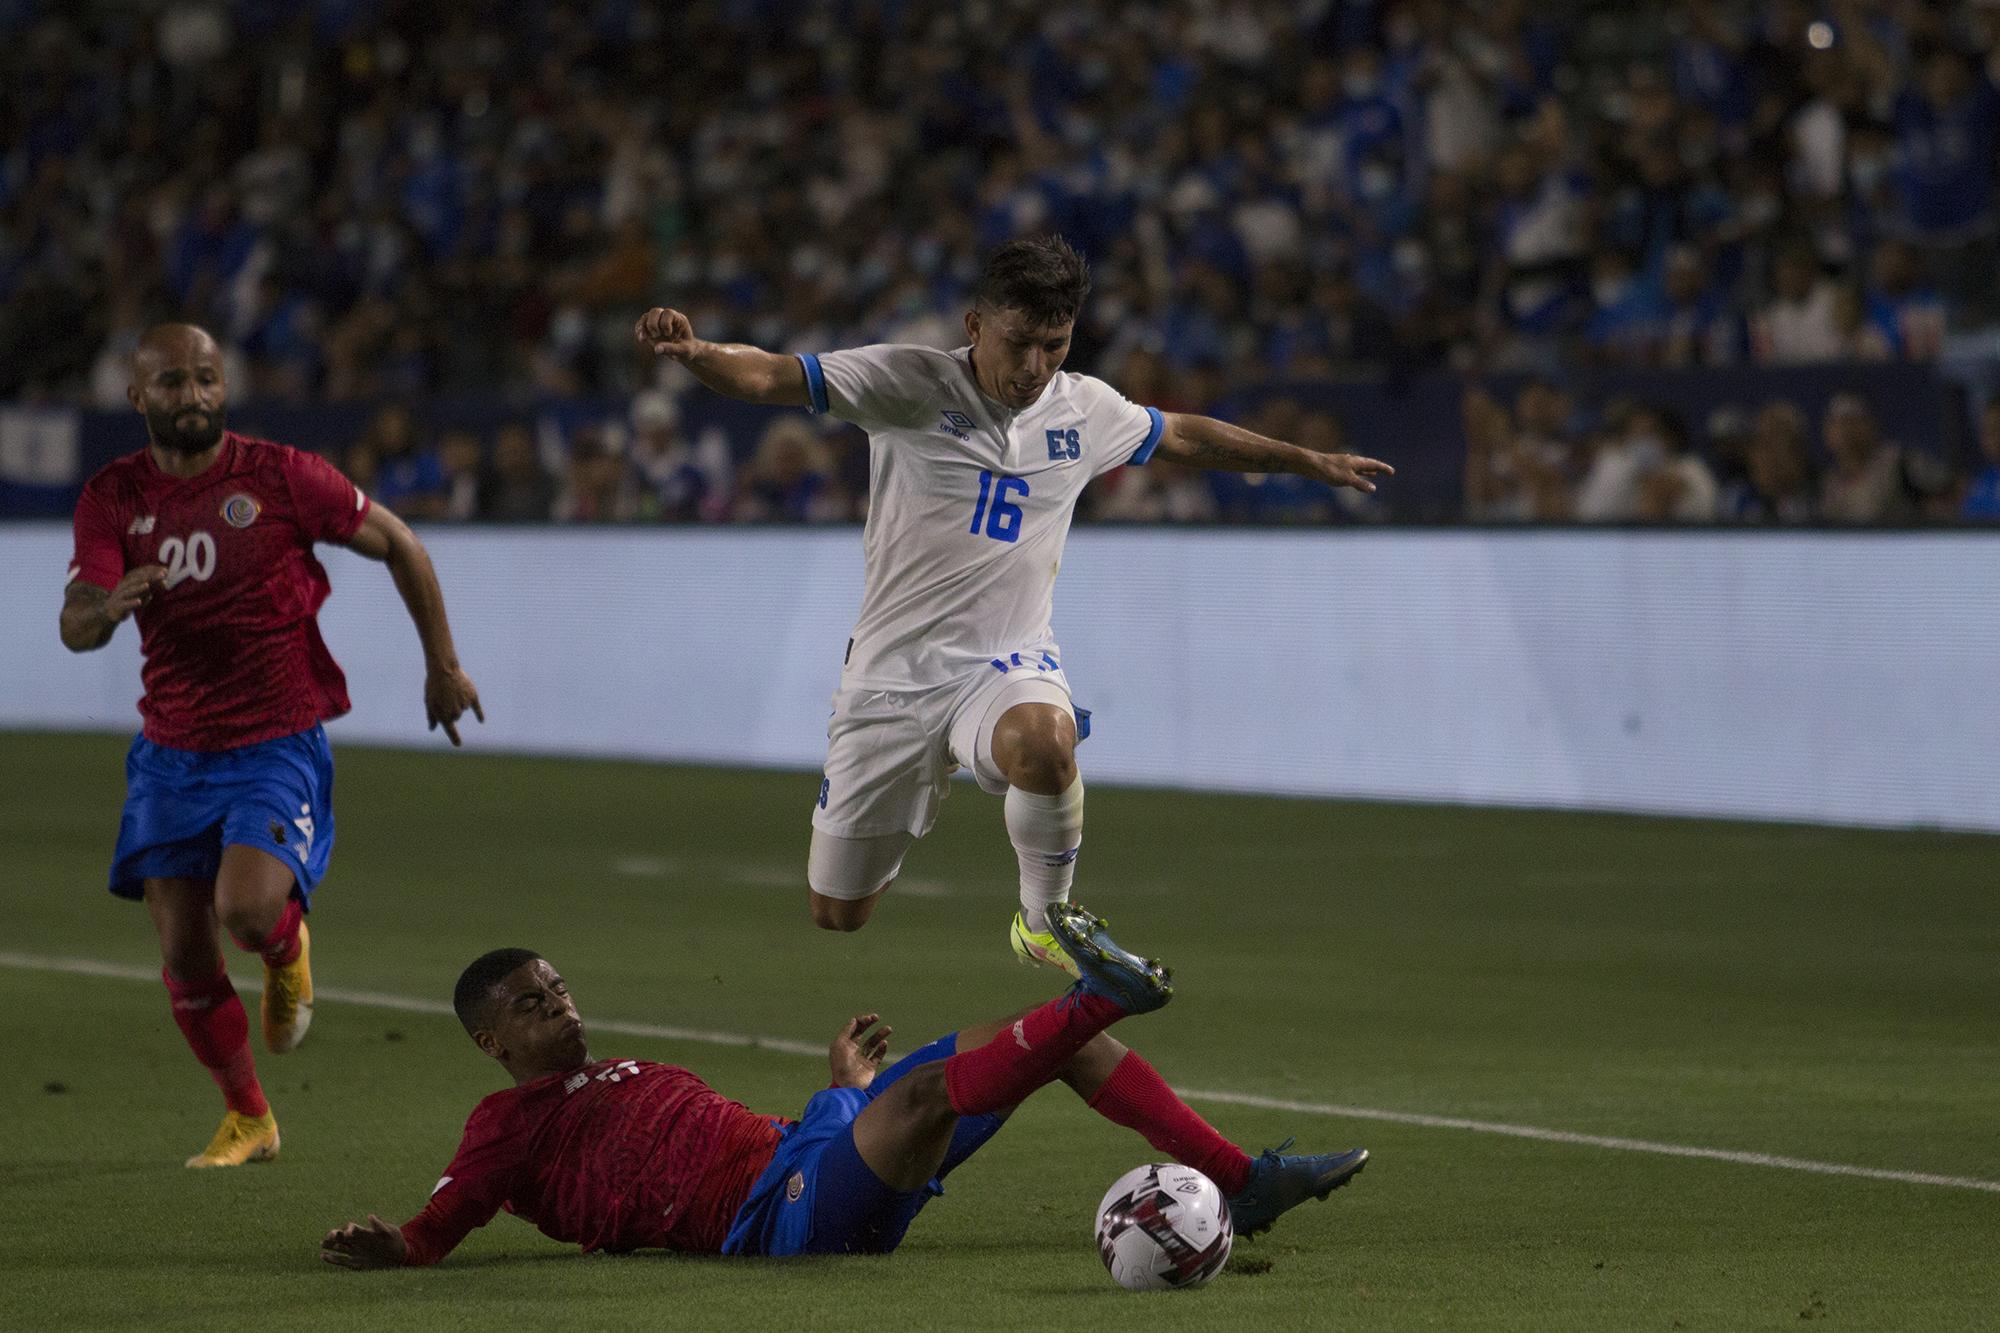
[1226,1141,1369,1237]
[1046,902,1172,1014]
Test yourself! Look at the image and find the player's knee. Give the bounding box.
[994,707,1077,794]
[809,890,878,932]
[214,895,277,948]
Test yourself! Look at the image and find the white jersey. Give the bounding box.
[798,344,1162,690]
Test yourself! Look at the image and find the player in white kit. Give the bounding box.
[635,237,1391,974]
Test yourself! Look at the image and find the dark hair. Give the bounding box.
[454,948,542,1034]
[973,234,1092,327]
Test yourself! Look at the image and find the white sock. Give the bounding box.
[1007,776,1084,933]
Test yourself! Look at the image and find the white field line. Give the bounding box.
[5,949,1997,1196]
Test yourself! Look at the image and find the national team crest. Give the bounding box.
[221,493,260,528]
[785,1171,806,1203]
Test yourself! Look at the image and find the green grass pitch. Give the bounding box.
[2,731,1996,1331]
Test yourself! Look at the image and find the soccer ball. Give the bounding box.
[1094,1163,1233,1291]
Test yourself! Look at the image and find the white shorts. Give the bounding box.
[811,651,1076,843]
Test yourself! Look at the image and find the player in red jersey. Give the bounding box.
[60,323,483,1168]
[320,907,1367,1268]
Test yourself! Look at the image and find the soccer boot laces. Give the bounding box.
[1226,1139,1369,1237]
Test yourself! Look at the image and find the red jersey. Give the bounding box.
[399,1059,787,1264]
[67,432,370,751]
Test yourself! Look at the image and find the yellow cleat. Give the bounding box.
[262,920,314,1054]
[1009,910,1081,979]
[185,1110,280,1168]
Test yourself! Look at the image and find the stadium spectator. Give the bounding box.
[1636,412,1721,523]
[1864,240,1946,359]
[1660,246,1748,367]
[626,390,729,523]
[479,422,559,523]
[732,419,846,524]
[438,431,484,524]
[1720,400,1817,523]
[1092,457,1221,523]
[554,428,627,524]
[1817,393,1956,524]
[1573,403,1687,523]
[1751,245,1843,365]
[1461,382,1570,522]
[364,405,448,521]
[1958,396,2000,521]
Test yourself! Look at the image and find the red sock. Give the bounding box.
[1087,1050,1252,1195]
[944,989,1127,1116]
[237,896,302,967]
[164,966,269,1118]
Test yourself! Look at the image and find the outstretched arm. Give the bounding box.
[1152,412,1394,493]
[344,503,483,745]
[59,567,166,652]
[634,306,810,407]
[320,1214,409,1270]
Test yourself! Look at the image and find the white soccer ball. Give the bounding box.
[1094,1163,1233,1291]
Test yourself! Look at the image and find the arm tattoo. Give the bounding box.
[1175,434,1283,471]
[60,580,114,651]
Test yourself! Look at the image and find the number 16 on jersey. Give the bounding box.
[970,470,1029,544]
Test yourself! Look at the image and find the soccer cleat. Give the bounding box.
[1225,1141,1369,1237]
[185,1110,281,1168]
[1046,902,1172,1014]
[261,920,314,1054]
[1010,910,1081,979]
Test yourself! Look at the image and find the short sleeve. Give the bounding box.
[1083,379,1166,478]
[68,484,125,591]
[283,447,370,544]
[798,345,947,432]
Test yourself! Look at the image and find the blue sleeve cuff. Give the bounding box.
[797,353,829,415]
[1129,406,1165,466]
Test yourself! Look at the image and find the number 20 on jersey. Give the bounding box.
[970,470,1028,543]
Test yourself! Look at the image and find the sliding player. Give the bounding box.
[320,906,1366,1267]
[635,235,1391,973]
[60,323,482,1167]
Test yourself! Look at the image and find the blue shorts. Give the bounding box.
[721,1033,1008,1257]
[108,725,336,905]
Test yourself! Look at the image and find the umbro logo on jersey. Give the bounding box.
[939,410,974,440]
[127,515,156,535]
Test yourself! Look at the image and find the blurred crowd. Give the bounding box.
[7,0,2000,521]
[1465,380,2000,522]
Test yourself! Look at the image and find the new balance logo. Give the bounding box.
[127,515,156,535]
